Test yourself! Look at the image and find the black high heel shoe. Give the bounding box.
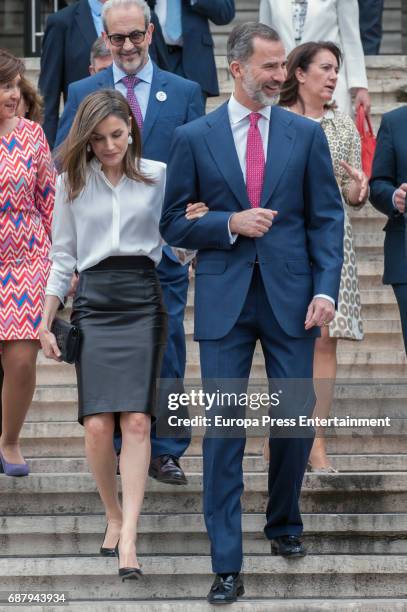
[115,542,143,581]
[100,524,119,557]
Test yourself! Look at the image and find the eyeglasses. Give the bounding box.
[107,30,147,47]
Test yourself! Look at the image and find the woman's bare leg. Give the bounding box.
[309,327,338,469]
[0,340,38,464]
[118,412,151,569]
[84,413,122,548]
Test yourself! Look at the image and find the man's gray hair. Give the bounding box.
[90,35,111,65]
[227,22,281,65]
[102,0,151,31]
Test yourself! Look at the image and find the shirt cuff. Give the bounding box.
[314,294,335,306]
[228,214,238,244]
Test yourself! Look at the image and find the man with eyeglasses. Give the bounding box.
[55,0,205,490]
[39,0,169,148]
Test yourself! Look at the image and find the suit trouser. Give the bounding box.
[199,267,316,574]
[392,284,407,356]
[358,0,384,54]
[151,251,191,459]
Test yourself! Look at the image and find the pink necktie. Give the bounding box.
[122,75,143,131]
[246,112,265,208]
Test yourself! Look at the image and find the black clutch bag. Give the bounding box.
[51,318,81,364]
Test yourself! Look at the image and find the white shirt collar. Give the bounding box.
[228,94,271,125]
[112,56,153,86]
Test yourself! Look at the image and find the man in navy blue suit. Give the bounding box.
[160,22,344,604]
[55,0,205,488]
[150,0,235,99]
[39,0,169,148]
[370,106,407,356]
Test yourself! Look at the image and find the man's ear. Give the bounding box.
[229,60,243,80]
[89,64,96,76]
[147,22,154,45]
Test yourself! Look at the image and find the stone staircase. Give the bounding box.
[3,2,407,611]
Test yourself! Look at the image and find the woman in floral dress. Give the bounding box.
[278,41,368,471]
[0,50,55,476]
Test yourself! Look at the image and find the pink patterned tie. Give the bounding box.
[122,75,143,130]
[246,112,265,208]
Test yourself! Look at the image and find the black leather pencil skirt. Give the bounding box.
[71,256,167,425]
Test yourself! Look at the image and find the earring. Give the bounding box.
[128,134,133,145]
[86,143,91,153]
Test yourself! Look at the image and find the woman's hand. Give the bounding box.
[339,160,369,205]
[39,326,62,361]
[185,201,209,220]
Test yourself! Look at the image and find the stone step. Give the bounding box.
[0,555,406,599]
[2,513,407,556]
[21,453,407,474]
[18,425,407,457]
[2,473,407,515]
[12,601,407,612]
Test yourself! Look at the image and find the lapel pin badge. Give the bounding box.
[156,91,167,102]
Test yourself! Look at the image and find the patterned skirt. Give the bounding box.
[0,257,51,341]
[329,210,364,341]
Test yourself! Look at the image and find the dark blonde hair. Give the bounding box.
[57,89,153,201]
[19,76,44,123]
[0,48,24,85]
[279,41,342,113]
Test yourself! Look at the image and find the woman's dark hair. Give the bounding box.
[279,41,342,113]
[19,76,44,123]
[0,48,24,85]
[57,89,154,202]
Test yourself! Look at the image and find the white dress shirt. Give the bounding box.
[226,95,334,306]
[113,58,153,119]
[46,158,166,302]
[228,94,270,180]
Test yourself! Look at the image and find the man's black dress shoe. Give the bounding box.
[207,573,245,605]
[148,455,187,485]
[270,535,306,558]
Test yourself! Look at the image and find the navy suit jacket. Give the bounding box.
[370,106,407,284]
[54,63,204,162]
[160,103,344,340]
[39,0,174,149]
[39,0,97,149]
[150,0,235,97]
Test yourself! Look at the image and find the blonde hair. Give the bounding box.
[57,89,153,201]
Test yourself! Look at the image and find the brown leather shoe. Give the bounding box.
[148,455,187,485]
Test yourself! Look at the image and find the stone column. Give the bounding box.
[403,0,407,53]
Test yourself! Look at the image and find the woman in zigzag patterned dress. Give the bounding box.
[0,50,56,477]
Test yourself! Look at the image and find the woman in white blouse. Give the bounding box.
[40,90,168,581]
[259,0,371,116]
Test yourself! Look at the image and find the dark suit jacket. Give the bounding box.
[39,0,97,148]
[370,106,407,284]
[54,63,204,163]
[160,103,344,340]
[39,0,172,148]
[150,0,235,97]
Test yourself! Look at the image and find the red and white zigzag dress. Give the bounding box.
[0,118,56,341]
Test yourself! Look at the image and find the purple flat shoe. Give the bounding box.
[0,450,29,477]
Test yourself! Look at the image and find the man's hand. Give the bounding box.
[229,209,278,238]
[394,184,407,213]
[304,297,335,330]
[354,88,371,116]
